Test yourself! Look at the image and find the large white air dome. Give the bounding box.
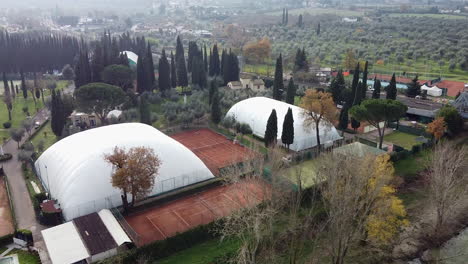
[35,123,215,220]
[226,97,342,151]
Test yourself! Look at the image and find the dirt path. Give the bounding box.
[0,177,14,237]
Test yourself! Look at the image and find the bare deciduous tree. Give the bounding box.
[427,141,468,236]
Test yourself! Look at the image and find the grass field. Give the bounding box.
[266,7,364,17]
[394,150,430,180]
[30,121,57,152]
[158,238,239,264]
[388,13,468,20]
[383,131,421,150]
[7,249,41,264]
[283,159,318,189]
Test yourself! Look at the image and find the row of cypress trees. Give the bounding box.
[264,107,295,149]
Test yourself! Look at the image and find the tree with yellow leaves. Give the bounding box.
[300,89,336,150]
[317,153,408,264]
[243,37,271,64]
[104,146,162,210]
[426,117,446,141]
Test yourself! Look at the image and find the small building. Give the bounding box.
[334,142,386,157]
[421,85,443,97]
[70,111,100,129]
[227,81,243,90]
[239,77,265,91]
[453,92,468,119]
[41,209,132,264]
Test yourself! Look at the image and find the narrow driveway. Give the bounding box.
[2,84,74,263]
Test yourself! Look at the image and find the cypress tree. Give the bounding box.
[361,61,368,99]
[338,106,349,134]
[139,96,151,125]
[282,8,285,25]
[285,9,289,25]
[264,109,278,147]
[51,90,65,137]
[10,80,15,98]
[21,70,27,99]
[210,44,220,76]
[281,107,294,150]
[209,80,217,105]
[406,75,421,98]
[222,50,230,85]
[2,73,12,121]
[15,85,19,96]
[298,14,303,28]
[203,45,208,72]
[273,54,284,100]
[176,53,188,87]
[146,43,156,89]
[317,22,321,35]
[158,49,170,95]
[350,62,360,105]
[294,48,302,72]
[386,73,397,100]
[211,89,221,124]
[372,78,381,99]
[286,78,296,105]
[231,52,240,81]
[170,52,177,88]
[136,52,147,93]
[330,69,346,104]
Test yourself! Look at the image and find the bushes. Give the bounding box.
[0,153,12,162]
[103,220,221,264]
[0,234,13,247]
[2,122,11,129]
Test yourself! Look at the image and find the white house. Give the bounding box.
[239,77,265,91]
[227,81,243,90]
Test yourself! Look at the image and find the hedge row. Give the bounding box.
[0,234,13,247]
[390,141,433,163]
[100,220,222,264]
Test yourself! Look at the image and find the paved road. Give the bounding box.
[2,84,74,263]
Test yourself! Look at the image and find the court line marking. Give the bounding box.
[147,215,167,239]
[197,196,220,218]
[172,210,191,228]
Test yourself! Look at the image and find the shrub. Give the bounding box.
[411,144,421,154]
[3,122,11,129]
[0,234,13,247]
[0,153,12,162]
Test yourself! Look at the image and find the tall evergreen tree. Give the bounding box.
[21,70,27,99]
[372,78,381,99]
[273,54,284,100]
[203,45,208,72]
[175,36,188,87]
[406,75,421,98]
[146,43,156,89]
[361,61,368,99]
[158,49,170,95]
[350,62,360,102]
[281,107,294,150]
[221,49,227,83]
[264,109,278,147]
[136,52,147,93]
[285,9,289,25]
[286,78,296,105]
[2,72,12,121]
[187,41,198,73]
[211,89,221,124]
[209,80,218,105]
[170,52,177,88]
[51,90,67,137]
[139,95,151,125]
[230,52,240,82]
[297,14,303,28]
[329,69,346,104]
[282,8,285,25]
[338,106,349,135]
[386,73,397,100]
[209,44,220,76]
[317,22,321,35]
[10,80,15,98]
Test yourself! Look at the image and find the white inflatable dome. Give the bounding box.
[226,97,342,151]
[35,123,215,220]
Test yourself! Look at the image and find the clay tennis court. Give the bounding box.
[171,128,258,175]
[0,177,14,237]
[125,180,269,246]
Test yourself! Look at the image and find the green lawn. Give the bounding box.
[243,64,275,77]
[388,13,468,20]
[0,96,45,140]
[157,238,239,264]
[30,121,58,152]
[266,7,364,17]
[383,131,421,150]
[283,159,318,189]
[7,249,40,264]
[394,150,430,181]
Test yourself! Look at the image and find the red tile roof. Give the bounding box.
[432,80,466,97]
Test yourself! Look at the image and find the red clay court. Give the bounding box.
[171,128,258,175]
[125,180,269,246]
